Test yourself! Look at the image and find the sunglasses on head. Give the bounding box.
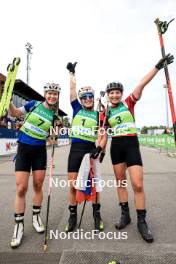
[81,94,94,100]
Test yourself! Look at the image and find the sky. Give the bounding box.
[1,0,176,128]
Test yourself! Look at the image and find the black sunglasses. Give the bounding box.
[81,94,94,100]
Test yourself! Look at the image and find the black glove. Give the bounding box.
[155,53,174,70]
[66,62,77,74]
[90,146,102,159]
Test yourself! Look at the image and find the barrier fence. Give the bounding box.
[138,134,175,149]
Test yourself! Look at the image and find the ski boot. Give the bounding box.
[92,203,104,231]
[137,209,154,243]
[32,206,45,233]
[115,202,131,230]
[65,205,77,232]
[10,213,24,248]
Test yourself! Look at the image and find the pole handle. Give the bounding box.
[154,17,175,34]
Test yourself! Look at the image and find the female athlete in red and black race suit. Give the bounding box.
[105,54,174,243]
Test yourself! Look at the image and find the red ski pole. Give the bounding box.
[154,17,176,144]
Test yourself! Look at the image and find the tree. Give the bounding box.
[141,126,148,134]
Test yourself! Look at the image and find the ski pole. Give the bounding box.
[43,137,56,252]
[78,200,86,228]
[95,91,106,204]
[97,91,106,159]
[97,91,105,123]
[154,17,176,143]
[99,93,110,162]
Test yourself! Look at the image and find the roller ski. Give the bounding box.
[0,57,20,118]
[108,261,121,264]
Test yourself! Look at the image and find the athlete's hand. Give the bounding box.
[90,146,102,159]
[155,54,174,70]
[66,62,77,74]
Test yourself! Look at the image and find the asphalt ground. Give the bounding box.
[0,142,176,263]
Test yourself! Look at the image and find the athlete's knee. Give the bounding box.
[116,173,126,181]
[68,175,77,190]
[17,185,28,197]
[69,183,76,193]
[133,182,144,193]
[33,181,43,192]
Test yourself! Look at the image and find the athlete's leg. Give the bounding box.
[92,192,104,231]
[128,165,153,243]
[65,172,78,232]
[32,170,46,206]
[11,171,29,248]
[128,165,145,209]
[11,141,32,248]
[32,170,46,233]
[15,171,30,213]
[113,162,128,203]
[68,172,78,205]
[110,139,128,202]
[66,144,83,233]
[113,163,131,230]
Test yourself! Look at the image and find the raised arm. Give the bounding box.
[69,73,77,102]
[66,62,77,102]
[9,102,24,118]
[133,54,174,100]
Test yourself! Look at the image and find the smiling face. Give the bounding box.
[107,89,123,106]
[80,93,94,110]
[45,91,59,106]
